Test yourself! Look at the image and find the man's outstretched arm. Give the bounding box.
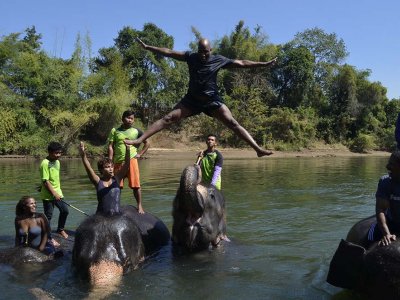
[136,37,186,61]
[228,57,277,69]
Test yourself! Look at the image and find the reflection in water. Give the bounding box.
[0,155,389,299]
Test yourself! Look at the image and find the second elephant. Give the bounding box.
[172,165,227,252]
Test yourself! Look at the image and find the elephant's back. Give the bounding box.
[0,247,51,265]
[346,215,375,247]
[121,205,170,254]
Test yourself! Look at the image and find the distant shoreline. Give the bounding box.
[0,148,390,160]
[145,148,391,159]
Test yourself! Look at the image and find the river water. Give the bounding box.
[0,154,388,299]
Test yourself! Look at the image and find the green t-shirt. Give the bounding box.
[200,149,223,190]
[39,158,63,200]
[108,126,143,163]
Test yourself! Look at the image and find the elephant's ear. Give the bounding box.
[196,187,206,210]
[327,239,366,289]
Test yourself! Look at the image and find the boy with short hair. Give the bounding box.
[108,110,149,214]
[39,141,69,245]
[197,134,223,190]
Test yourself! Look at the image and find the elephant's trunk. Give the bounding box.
[178,165,203,212]
[88,260,123,287]
[179,165,201,195]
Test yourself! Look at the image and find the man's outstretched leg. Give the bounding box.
[211,105,273,157]
[125,104,193,146]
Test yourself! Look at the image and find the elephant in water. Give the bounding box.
[327,215,400,300]
[72,205,170,287]
[0,232,66,266]
[172,165,227,252]
[0,246,58,265]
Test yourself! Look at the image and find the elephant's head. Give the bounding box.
[172,165,226,252]
[327,215,400,299]
[361,241,400,299]
[72,213,144,287]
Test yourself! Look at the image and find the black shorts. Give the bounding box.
[177,94,224,116]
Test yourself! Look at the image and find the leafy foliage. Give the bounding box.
[0,22,396,155]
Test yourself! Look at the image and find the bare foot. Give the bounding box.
[57,230,69,239]
[51,239,60,247]
[221,234,231,242]
[137,205,145,214]
[257,149,273,157]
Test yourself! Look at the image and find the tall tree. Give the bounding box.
[271,44,315,108]
[292,27,348,92]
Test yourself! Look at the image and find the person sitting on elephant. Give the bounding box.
[78,141,131,216]
[15,196,55,255]
[368,151,400,246]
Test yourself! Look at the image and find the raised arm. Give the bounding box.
[115,142,131,183]
[227,57,277,69]
[108,141,114,160]
[79,142,100,186]
[136,37,186,61]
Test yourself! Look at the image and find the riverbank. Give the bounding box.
[145,147,391,160]
[0,148,391,160]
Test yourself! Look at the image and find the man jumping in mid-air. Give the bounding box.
[126,37,276,157]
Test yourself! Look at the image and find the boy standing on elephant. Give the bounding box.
[196,134,223,190]
[108,110,149,214]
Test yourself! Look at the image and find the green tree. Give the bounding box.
[113,23,187,123]
[265,106,318,148]
[22,26,42,52]
[271,44,315,108]
[292,27,348,91]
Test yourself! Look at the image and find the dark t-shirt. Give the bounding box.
[96,177,121,216]
[376,174,400,224]
[185,52,234,97]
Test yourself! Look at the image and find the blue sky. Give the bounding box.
[1,0,399,99]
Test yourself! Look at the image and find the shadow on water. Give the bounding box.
[0,155,389,299]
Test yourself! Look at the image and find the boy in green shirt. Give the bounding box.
[39,142,69,246]
[197,134,223,190]
[108,110,150,214]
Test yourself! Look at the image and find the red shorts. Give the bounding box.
[114,159,140,189]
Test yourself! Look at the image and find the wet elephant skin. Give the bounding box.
[327,216,400,300]
[72,213,144,278]
[172,165,226,252]
[120,205,170,255]
[72,205,171,279]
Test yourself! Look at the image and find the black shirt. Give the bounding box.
[185,52,234,97]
